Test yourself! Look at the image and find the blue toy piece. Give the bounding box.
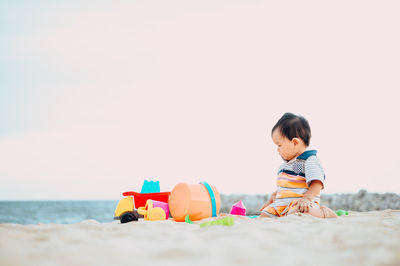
[140,180,160,193]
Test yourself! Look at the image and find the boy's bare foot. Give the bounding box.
[321,206,338,218]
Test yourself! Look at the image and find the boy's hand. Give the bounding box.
[259,191,277,211]
[297,181,323,213]
[297,196,313,213]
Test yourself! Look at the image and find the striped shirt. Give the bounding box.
[268,150,325,216]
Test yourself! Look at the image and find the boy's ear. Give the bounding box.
[292,137,300,146]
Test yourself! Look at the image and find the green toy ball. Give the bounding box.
[335,210,349,216]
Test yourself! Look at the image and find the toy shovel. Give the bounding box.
[137,200,166,221]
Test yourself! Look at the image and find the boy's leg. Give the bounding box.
[287,202,338,218]
[259,211,275,218]
[320,206,338,218]
[305,205,325,218]
[260,205,279,218]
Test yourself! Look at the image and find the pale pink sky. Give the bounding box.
[1,1,399,199]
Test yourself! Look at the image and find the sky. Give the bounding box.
[1,0,399,200]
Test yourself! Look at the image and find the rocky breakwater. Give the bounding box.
[320,189,400,212]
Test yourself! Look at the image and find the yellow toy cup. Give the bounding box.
[169,182,220,222]
[137,199,167,221]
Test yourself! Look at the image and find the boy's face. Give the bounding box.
[272,129,298,161]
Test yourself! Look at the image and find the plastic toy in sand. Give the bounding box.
[229,200,246,216]
[185,215,235,227]
[114,196,140,223]
[185,215,194,224]
[335,210,349,216]
[200,216,235,227]
[169,182,221,222]
[113,180,170,223]
[138,199,169,221]
[141,180,160,193]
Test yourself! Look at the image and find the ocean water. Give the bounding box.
[0,201,119,224]
[0,195,267,224]
[0,196,266,225]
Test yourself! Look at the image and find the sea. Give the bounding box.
[0,201,119,225]
[0,195,268,224]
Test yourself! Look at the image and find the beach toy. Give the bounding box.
[122,191,170,209]
[140,180,160,193]
[229,200,246,216]
[200,216,235,227]
[114,196,139,223]
[336,210,349,216]
[169,182,221,222]
[137,199,167,221]
[145,199,169,219]
[114,183,170,223]
[185,215,194,224]
[185,215,234,227]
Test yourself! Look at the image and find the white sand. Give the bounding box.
[1,210,399,266]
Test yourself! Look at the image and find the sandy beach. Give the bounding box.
[1,210,399,266]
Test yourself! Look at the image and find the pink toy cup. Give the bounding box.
[229,200,246,216]
[230,206,246,216]
[148,199,169,219]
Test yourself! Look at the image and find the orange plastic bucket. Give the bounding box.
[169,182,221,222]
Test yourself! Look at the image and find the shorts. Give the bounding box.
[261,200,320,217]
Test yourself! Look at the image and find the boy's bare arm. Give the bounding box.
[303,180,323,200]
[298,181,323,212]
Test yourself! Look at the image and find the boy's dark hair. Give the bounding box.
[272,113,311,146]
